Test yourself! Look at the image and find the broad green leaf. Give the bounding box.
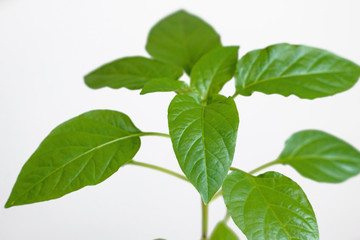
[223,170,319,240]
[235,43,360,99]
[277,130,360,183]
[168,93,239,204]
[210,221,240,240]
[84,56,183,90]
[5,110,142,208]
[191,46,239,99]
[140,78,189,95]
[146,10,222,74]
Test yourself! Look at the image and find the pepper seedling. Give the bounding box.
[5,10,360,240]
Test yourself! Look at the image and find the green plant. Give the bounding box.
[5,9,360,240]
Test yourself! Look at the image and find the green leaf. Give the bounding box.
[5,110,142,208]
[146,10,222,74]
[277,130,360,183]
[84,56,183,90]
[235,43,360,99]
[223,170,319,240]
[168,93,239,204]
[190,46,239,99]
[140,78,189,95]
[210,221,240,240]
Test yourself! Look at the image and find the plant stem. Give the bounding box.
[210,160,279,202]
[211,189,223,202]
[248,159,278,175]
[140,132,170,138]
[230,166,241,172]
[231,92,239,98]
[128,160,189,182]
[201,200,208,240]
[223,210,231,223]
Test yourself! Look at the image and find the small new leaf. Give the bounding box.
[5,110,142,208]
[168,93,239,204]
[223,170,319,240]
[84,56,183,90]
[277,130,360,183]
[146,10,222,74]
[235,43,360,99]
[210,221,239,240]
[140,78,189,95]
[190,46,239,99]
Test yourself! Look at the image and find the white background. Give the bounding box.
[1,0,360,239]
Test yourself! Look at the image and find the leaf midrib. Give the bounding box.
[9,132,143,206]
[247,175,293,239]
[200,101,209,202]
[241,70,354,91]
[278,155,360,164]
[203,51,232,99]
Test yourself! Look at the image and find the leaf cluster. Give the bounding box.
[5,10,360,240]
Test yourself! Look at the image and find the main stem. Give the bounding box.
[201,200,208,240]
[136,131,278,239]
[133,131,216,239]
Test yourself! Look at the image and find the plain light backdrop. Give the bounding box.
[1,0,360,239]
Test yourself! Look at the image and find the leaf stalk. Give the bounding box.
[127,160,189,182]
[141,132,170,138]
[248,160,278,175]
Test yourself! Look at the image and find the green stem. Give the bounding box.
[230,166,241,172]
[210,160,279,202]
[128,160,189,182]
[248,159,278,175]
[231,92,239,98]
[201,200,208,240]
[223,210,231,223]
[211,189,223,202]
[140,132,170,138]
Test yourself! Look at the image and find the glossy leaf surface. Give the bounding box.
[277,130,360,182]
[223,170,319,240]
[168,93,239,203]
[235,43,360,99]
[210,221,239,240]
[146,10,222,74]
[190,46,239,99]
[84,56,183,90]
[140,78,189,95]
[6,110,141,208]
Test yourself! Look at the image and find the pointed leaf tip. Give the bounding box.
[168,93,239,203]
[235,43,360,99]
[190,46,239,99]
[278,129,360,183]
[6,110,142,207]
[146,10,222,74]
[84,57,182,90]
